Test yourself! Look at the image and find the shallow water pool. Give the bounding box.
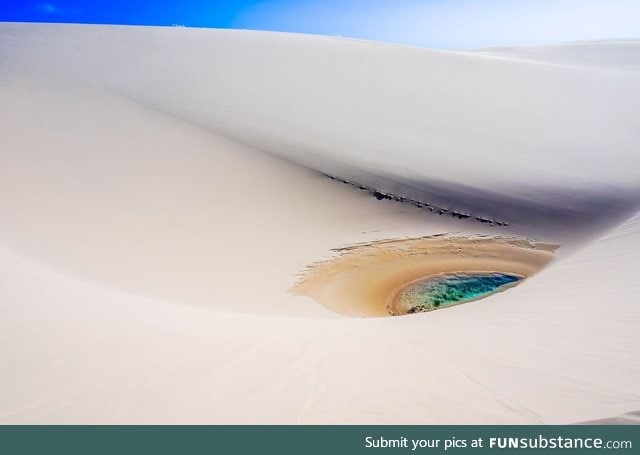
[396,272,522,314]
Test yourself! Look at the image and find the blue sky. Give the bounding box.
[1,0,639,49]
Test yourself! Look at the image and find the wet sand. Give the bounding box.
[292,236,558,317]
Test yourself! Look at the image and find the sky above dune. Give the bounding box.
[1,0,639,48]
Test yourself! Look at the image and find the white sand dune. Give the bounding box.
[468,40,640,73]
[0,23,639,423]
[3,23,640,244]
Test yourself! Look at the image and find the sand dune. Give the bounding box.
[468,40,640,73]
[1,215,638,423]
[3,23,639,244]
[1,23,639,423]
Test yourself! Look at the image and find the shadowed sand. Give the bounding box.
[292,236,557,317]
[579,410,640,425]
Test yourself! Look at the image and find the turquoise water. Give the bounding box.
[398,273,522,313]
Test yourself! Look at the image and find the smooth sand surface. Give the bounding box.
[1,23,639,423]
[468,40,640,73]
[1,215,639,424]
[0,82,479,317]
[2,23,639,245]
[581,410,640,425]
